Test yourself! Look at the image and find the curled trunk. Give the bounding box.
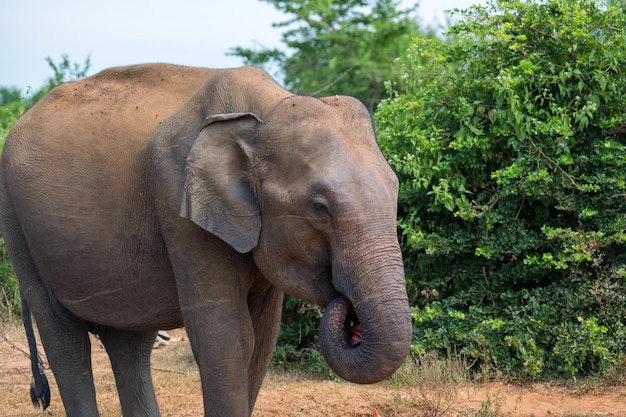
[318,246,412,384]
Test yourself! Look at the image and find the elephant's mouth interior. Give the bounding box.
[343,306,362,347]
[349,320,362,345]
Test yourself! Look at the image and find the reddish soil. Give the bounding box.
[1,323,625,416]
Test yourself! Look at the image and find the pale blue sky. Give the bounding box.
[1,0,478,91]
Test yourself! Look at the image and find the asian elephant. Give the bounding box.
[0,64,412,417]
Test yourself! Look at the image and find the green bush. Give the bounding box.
[0,102,24,321]
[0,100,24,145]
[0,236,20,320]
[271,296,333,377]
[375,0,626,379]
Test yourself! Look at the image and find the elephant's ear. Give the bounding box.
[180,113,262,253]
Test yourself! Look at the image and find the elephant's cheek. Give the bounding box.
[253,238,334,305]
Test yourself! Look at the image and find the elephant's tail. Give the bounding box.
[21,296,50,409]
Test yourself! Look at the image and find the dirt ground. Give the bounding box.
[2,323,626,417]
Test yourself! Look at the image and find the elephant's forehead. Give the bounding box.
[262,138,397,204]
[265,128,384,176]
[265,95,373,139]
[259,99,395,190]
[265,115,379,159]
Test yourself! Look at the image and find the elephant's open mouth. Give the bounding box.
[320,296,363,349]
[345,307,362,346]
[348,321,362,346]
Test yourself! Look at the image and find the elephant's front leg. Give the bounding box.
[163,222,259,416]
[169,237,257,417]
[182,294,255,416]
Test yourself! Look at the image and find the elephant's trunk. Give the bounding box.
[318,242,412,384]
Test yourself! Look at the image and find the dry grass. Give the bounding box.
[386,352,469,417]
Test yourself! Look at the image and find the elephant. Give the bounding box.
[0,64,412,417]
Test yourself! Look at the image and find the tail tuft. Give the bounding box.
[22,296,51,410]
[29,364,50,409]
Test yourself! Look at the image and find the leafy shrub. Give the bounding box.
[0,237,20,320]
[0,100,24,146]
[375,0,626,378]
[0,102,24,321]
[271,296,333,377]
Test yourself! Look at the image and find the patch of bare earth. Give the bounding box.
[1,323,625,416]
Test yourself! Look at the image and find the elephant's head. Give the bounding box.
[180,94,412,383]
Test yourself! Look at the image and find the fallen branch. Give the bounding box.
[151,366,188,374]
[2,333,30,359]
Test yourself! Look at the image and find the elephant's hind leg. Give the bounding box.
[2,218,99,416]
[99,328,160,417]
[37,313,98,416]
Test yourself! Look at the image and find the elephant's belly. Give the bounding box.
[42,255,184,331]
[61,281,183,331]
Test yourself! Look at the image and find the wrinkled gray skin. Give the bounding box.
[0,64,411,417]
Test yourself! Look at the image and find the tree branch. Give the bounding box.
[310,65,358,96]
[601,124,626,137]
[528,137,580,186]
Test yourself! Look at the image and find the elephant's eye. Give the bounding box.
[311,197,332,222]
[313,201,329,212]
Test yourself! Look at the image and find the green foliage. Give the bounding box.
[376,0,626,379]
[0,99,24,148]
[276,297,322,355]
[0,237,19,321]
[0,87,26,321]
[271,297,333,377]
[0,100,23,320]
[0,87,24,106]
[230,0,428,111]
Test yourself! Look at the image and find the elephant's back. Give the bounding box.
[2,64,214,224]
[16,63,213,146]
[3,63,212,191]
[69,63,214,134]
